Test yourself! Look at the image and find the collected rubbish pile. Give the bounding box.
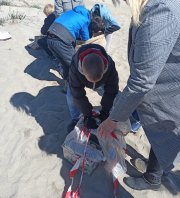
[62,115,131,198]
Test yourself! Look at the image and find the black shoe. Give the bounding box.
[123,174,161,191]
[67,119,78,133]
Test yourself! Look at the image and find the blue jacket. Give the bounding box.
[54,6,90,41]
[91,4,120,34]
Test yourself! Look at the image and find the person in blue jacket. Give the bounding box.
[90,3,120,52]
[47,6,90,80]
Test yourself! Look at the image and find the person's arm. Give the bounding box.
[101,58,119,113]
[54,0,63,17]
[93,32,104,37]
[76,40,86,45]
[101,5,120,35]
[80,23,90,41]
[69,59,93,117]
[76,34,104,46]
[41,14,55,35]
[109,3,180,122]
[104,33,112,52]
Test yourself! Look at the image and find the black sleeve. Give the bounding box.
[41,14,55,35]
[69,60,93,117]
[101,58,119,113]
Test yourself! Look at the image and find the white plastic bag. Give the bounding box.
[97,131,127,178]
[62,117,104,174]
[63,116,129,198]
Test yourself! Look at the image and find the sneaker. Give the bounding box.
[131,120,141,133]
[123,175,161,190]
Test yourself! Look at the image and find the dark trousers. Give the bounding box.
[146,148,163,176]
[147,148,174,175]
[37,36,53,57]
[144,148,166,184]
[47,37,75,80]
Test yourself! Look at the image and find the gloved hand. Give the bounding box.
[98,110,109,122]
[84,116,98,129]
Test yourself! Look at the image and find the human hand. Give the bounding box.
[97,118,117,138]
[84,116,98,129]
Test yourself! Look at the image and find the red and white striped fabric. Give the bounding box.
[64,128,125,198]
[65,129,91,198]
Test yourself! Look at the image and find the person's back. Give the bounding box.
[41,4,56,35]
[91,4,120,33]
[54,6,90,40]
[54,0,84,17]
[67,44,119,129]
[48,6,90,43]
[91,3,120,52]
[47,6,90,80]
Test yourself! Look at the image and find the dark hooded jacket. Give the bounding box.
[41,13,56,35]
[68,43,119,116]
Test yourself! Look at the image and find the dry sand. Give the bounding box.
[0,0,179,197]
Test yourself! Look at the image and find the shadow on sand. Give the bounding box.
[24,45,63,84]
[10,86,135,198]
[10,46,180,197]
[10,46,134,197]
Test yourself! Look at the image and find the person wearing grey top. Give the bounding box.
[98,0,180,191]
[54,0,84,17]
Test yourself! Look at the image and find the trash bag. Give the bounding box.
[97,131,127,178]
[62,116,129,177]
[62,117,105,175]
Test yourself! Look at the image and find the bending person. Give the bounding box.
[67,43,119,132]
[47,6,90,80]
[37,4,56,59]
[90,3,120,52]
[98,0,180,191]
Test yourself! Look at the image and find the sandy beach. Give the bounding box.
[0,0,179,197]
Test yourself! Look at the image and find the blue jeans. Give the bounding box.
[132,110,140,121]
[129,110,141,132]
[66,85,80,121]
